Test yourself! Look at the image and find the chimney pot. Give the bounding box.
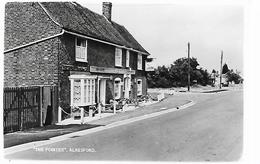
[102,2,112,21]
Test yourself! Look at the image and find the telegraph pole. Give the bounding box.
[219,50,223,89]
[187,42,190,92]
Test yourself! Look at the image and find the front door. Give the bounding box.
[42,87,51,125]
[100,79,106,105]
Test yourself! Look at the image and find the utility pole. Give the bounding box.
[187,42,190,92]
[219,50,223,89]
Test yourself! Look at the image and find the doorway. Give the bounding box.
[99,79,106,105]
[124,77,130,99]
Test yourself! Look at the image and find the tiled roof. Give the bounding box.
[111,22,147,54]
[41,2,149,54]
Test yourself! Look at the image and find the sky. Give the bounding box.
[81,1,244,75]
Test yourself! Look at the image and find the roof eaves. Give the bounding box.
[4,30,65,53]
[64,29,149,55]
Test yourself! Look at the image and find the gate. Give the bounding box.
[4,87,41,133]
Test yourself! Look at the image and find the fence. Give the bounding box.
[4,87,41,133]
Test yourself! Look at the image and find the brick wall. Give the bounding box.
[4,37,60,87]
[59,33,90,70]
[58,70,71,110]
[4,2,62,86]
[4,2,61,50]
[88,39,115,68]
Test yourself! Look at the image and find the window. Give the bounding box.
[137,79,142,95]
[137,53,142,70]
[84,79,95,105]
[75,37,87,62]
[73,80,81,104]
[126,50,130,67]
[69,75,96,106]
[115,48,122,67]
[114,78,121,99]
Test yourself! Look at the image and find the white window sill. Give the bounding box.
[76,59,88,63]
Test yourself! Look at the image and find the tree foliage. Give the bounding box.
[225,69,243,84]
[222,63,230,74]
[147,57,211,88]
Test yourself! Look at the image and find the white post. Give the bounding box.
[97,77,100,104]
[70,79,74,107]
[39,87,43,126]
[58,106,62,123]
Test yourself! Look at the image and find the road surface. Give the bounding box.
[6,90,243,161]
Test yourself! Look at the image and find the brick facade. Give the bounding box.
[88,39,116,68]
[4,37,60,87]
[4,2,61,50]
[56,34,147,109]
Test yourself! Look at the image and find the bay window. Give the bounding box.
[69,75,96,106]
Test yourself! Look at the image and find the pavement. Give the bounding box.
[5,89,243,161]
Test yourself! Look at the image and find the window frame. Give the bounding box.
[69,75,96,106]
[126,50,130,68]
[75,37,88,62]
[114,78,122,99]
[137,79,142,96]
[137,53,142,70]
[115,47,123,67]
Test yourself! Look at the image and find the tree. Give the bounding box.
[222,63,230,74]
[169,57,211,87]
[197,68,210,86]
[147,65,171,88]
[225,69,243,84]
[147,57,212,88]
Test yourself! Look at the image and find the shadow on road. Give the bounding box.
[4,124,104,148]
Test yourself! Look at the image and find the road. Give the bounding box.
[5,90,243,161]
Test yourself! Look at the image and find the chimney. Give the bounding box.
[102,2,112,21]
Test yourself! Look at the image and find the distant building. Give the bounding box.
[214,73,229,87]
